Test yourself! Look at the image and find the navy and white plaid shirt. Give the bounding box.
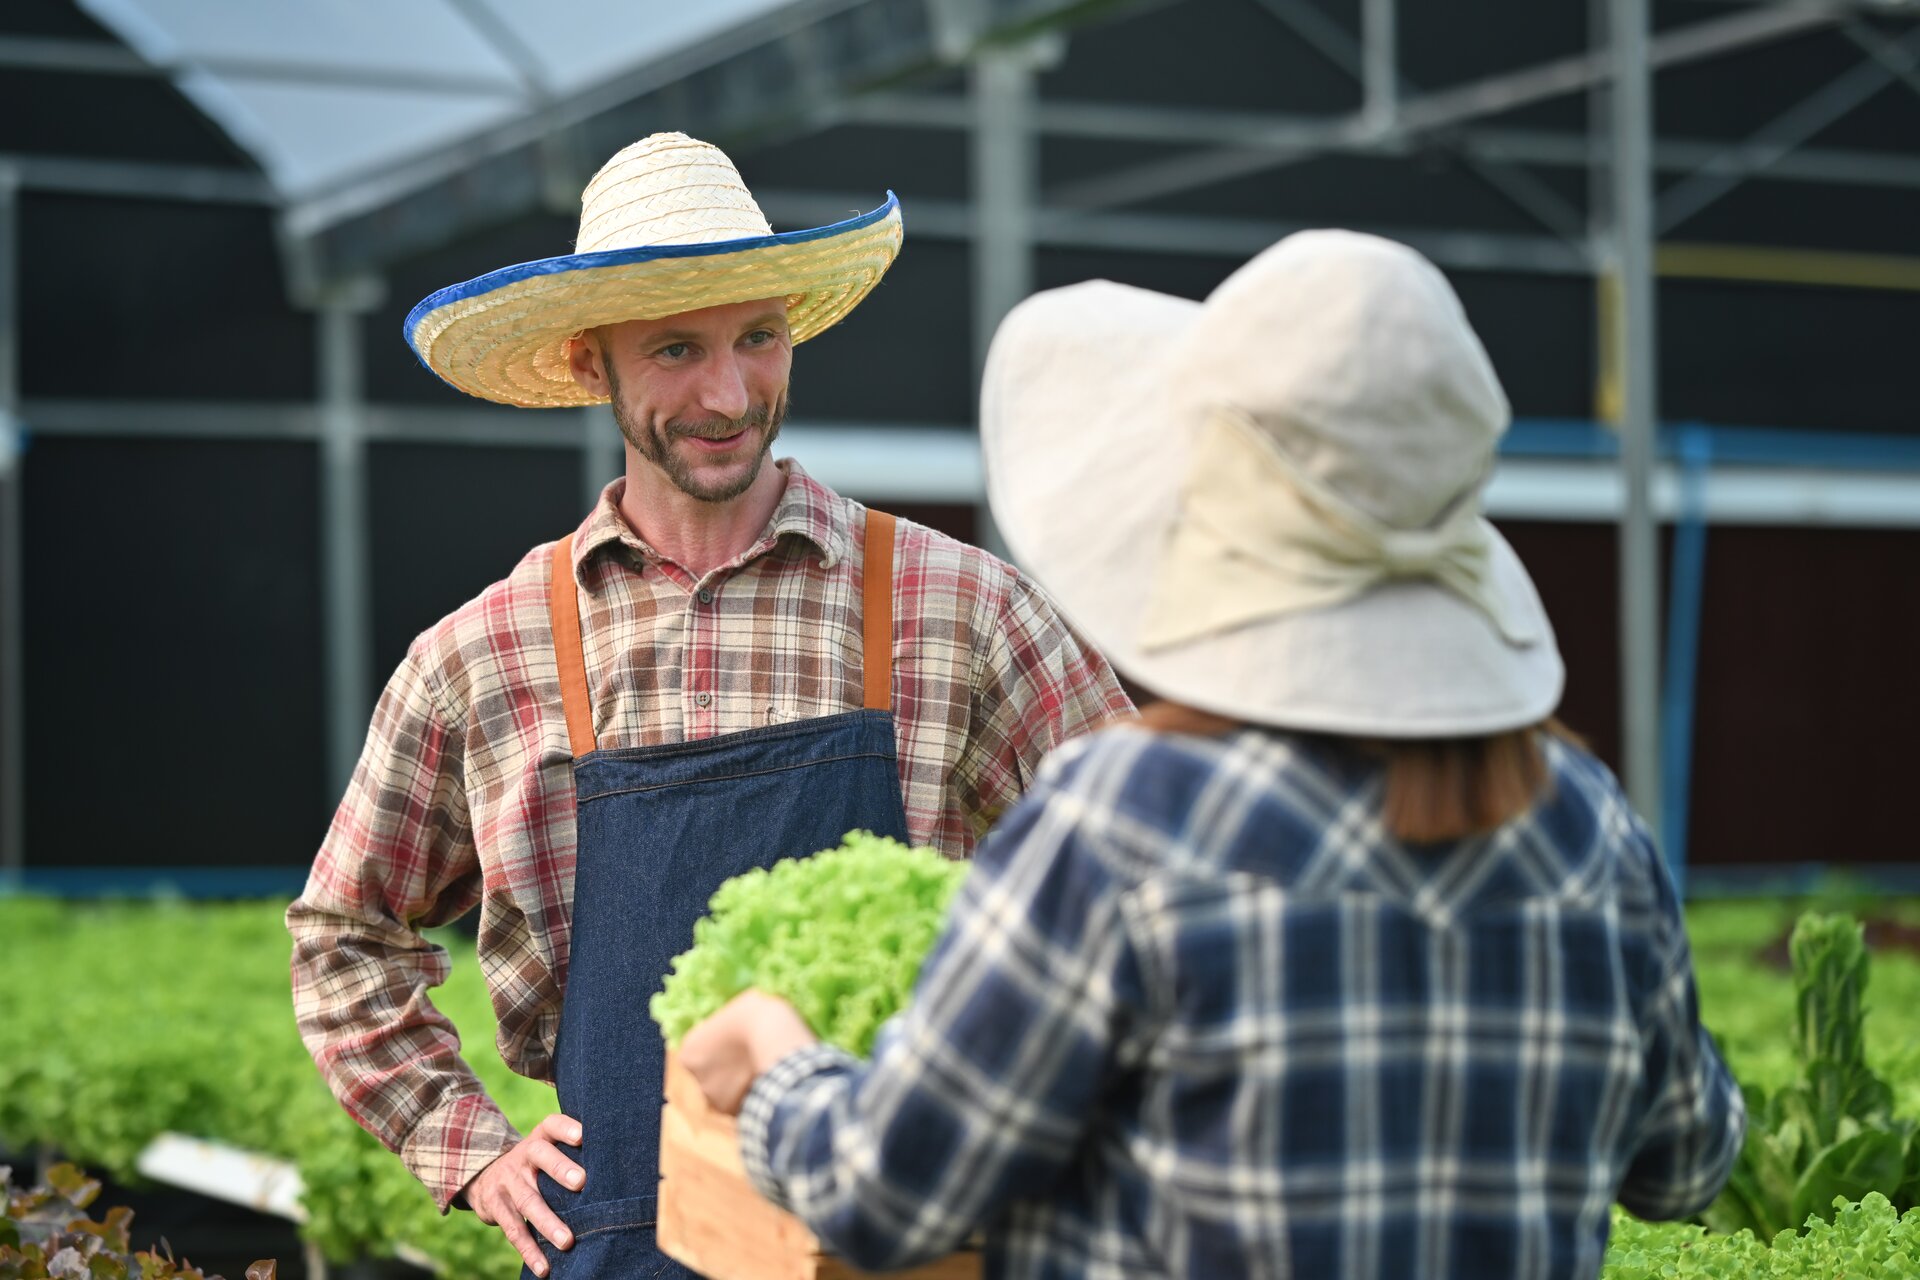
[740,725,1744,1279]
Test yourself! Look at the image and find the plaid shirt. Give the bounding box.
[741,726,1745,1280]
[286,461,1131,1211]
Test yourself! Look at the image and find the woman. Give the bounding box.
[680,230,1744,1279]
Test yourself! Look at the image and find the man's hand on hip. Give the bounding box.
[462,1113,585,1276]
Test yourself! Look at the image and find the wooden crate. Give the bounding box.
[658,1052,981,1280]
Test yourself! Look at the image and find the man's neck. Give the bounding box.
[618,454,789,578]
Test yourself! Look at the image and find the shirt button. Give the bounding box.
[695,692,713,708]
[697,587,714,605]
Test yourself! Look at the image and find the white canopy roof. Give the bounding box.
[75,0,802,199]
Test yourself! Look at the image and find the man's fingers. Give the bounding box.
[535,1112,585,1146]
[528,1137,587,1191]
[513,1183,575,1253]
[464,1121,582,1273]
[495,1206,549,1276]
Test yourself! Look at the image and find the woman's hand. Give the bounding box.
[679,989,820,1115]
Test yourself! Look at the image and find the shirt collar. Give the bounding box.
[569,458,851,583]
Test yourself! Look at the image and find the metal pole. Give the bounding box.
[1659,425,1710,897]
[317,282,380,800]
[0,166,21,885]
[1610,0,1664,837]
[581,403,622,515]
[1361,0,1397,132]
[971,39,1054,557]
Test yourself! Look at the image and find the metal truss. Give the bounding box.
[21,399,1920,528]
[278,0,1179,282]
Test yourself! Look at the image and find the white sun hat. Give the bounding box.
[404,132,904,408]
[981,229,1564,738]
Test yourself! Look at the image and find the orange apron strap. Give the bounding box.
[549,534,598,757]
[861,509,897,713]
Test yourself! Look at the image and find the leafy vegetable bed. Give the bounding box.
[1601,900,1920,1276]
[0,897,552,1279]
[5,891,1919,1279]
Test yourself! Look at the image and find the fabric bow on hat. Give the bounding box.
[1140,409,1539,652]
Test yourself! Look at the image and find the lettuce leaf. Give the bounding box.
[650,831,968,1057]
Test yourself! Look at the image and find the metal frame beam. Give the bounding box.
[828,95,1920,194]
[1656,23,1920,234]
[1034,3,1844,213]
[1611,0,1664,839]
[1,153,275,205]
[315,283,382,799]
[759,187,1595,272]
[0,167,22,884]
[1242,0,1583,245]
[0,33,526,98]
[970,37,1051,558]
[1846,18,1920,98]
[21,399,1920,525]
[284,0,1178,279]
[1362,0,1398,131]
[581,404,623,514]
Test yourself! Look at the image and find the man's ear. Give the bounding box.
[566,330,609,397]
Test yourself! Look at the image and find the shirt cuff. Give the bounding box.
[399,1092,524,1213]
[738,1043,861,1211]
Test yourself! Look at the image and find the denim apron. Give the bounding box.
[529,509,911,1279]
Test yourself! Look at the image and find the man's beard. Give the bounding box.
[606,364,787,504]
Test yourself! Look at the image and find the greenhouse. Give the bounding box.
[3,0,1918,1277]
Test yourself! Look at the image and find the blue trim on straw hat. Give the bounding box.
[402,192,900,363]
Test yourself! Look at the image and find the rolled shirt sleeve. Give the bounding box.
[1617,959,1747,1220]
[1617,829,1747,1221]
[286,649,518,1212]
[737,773,1145,1271]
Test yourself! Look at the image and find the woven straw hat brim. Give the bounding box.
[405,194,902,408]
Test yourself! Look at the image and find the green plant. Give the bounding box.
[0,897,549,1279]
[1701,914,1920,1240]
[651,831,969,1056]
[1687,904,1920,1124]
[0,1161,274,1279]
[5,896,1915,1279]
[1604,1193,1920,1278]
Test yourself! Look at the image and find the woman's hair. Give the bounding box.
[1376,720,1580,844]
[1132,701,1579,845]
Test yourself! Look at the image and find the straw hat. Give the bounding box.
[981,230,1564,737]
[404,133,903,407]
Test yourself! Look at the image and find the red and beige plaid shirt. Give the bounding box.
[287,461,1132,1211]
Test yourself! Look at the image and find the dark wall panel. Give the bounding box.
[21,437,328,869]
[1686,525,1919,866]
[1496,519,1918,869]
[1661,278,1920,436]
[1497,521,1623,765]
[367,444,585,681]
[787,239,975,421]
[368,211,578,405]
[20,195,314,401]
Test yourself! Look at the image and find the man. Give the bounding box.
[287,132,1131,1279]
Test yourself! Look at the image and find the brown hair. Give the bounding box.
[1374,719,1580,845]
[1129,701,1577,845]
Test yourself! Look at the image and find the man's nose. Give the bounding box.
[696,348,751,420]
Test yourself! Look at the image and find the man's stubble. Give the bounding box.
[604,357,787,504]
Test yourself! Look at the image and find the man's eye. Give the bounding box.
[658,342,690,360]
[744,329,775,346]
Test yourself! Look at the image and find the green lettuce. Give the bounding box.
[1605,1193,1920,1278]
[650,831,968,1057]
[1703,914,1920,1239]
